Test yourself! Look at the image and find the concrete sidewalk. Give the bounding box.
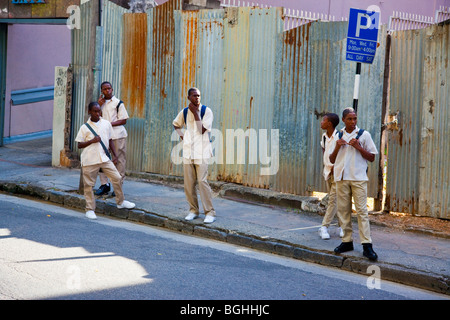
[0,137,448,296]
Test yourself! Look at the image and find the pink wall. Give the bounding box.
[4,24,71,138]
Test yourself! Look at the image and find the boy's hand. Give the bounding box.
[336,139,347,147]
[91,136,101,144]
[348,138,361,150]
[188,103,200,120]
[98,95,106,106]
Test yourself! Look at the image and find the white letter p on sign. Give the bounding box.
[356,12,371,37]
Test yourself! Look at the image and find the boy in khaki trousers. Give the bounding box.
[318,113,343,240]
[329,108,378,261]
[75,102,135,219]
[173,88,216,224]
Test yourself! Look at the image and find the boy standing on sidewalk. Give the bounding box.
[75,102,135,220]
[95,81,129,196]
[172,87,216,224]
[318,113,343,240]
[329,108,378,261]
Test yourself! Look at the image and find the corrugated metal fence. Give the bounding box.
[387,20,449,219]
[72,0,385,199]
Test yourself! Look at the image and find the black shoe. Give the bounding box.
[94,184,110,196]
[111,191,116,197]
[363,243,378,261]
[334,241,354,254]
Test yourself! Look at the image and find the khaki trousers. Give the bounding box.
[83,160,124,212]
[321,175,341,227]
[336,180,372,244]
[183,159,215,217]
[100,138,127,187]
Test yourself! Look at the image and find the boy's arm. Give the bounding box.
[78,136,101,149]
[109,139,118,164]
[111,103,129,126]
[173,110,184,140]
[173,126,184,140]
[329,139,346,164]
[111,119,127,126]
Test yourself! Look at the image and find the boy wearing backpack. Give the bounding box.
[329,108,378,261]
[173,88,216,223]
[318,113,343,240]
[95,81,129,196]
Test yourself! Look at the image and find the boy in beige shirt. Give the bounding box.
[75,102,135,219]
[329,108,378,261]
[173,88,216,224]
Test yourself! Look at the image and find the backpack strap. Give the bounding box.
[116,100,123,113]
[200,105,207,119]
[355,128,364,139]
[183,107,188,124]
[84,122,111,160]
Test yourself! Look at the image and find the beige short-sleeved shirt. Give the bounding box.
[101,96,129,140]
[75,118,114,166]
[333,127,378,182]
[172,105,213,160]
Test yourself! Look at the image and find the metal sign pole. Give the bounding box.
[353,62,361,113]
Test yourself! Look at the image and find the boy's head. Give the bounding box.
[88,102,102,122]
[101,81,113,100]
[321,113,339,130]
[187,87,201,107]
[342,107,357,131]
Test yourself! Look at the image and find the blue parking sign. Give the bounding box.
[346,8,380,64]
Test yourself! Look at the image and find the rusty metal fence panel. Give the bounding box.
[387,21,450,219]
[100,0,130,98]
[143,0,183,175]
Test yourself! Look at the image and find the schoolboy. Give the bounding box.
[329,108,378,261]
[75,102,135,220]
[95,81,129,196]
[172,87,216,224]
[318,113,343,240]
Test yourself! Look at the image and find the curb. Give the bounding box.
[0,180,448,296]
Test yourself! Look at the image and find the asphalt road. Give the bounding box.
[0,193,446,304]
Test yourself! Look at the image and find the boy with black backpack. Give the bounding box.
[173,88,216,224]
[95,81,129,196]
[329,108,379,261]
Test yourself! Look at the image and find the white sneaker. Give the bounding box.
[117,200,135,209]
[203,215,216,224]
[86,210,97,220]
[318,226,330,240]
[185,212,198,221]
[338,227,344,238]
